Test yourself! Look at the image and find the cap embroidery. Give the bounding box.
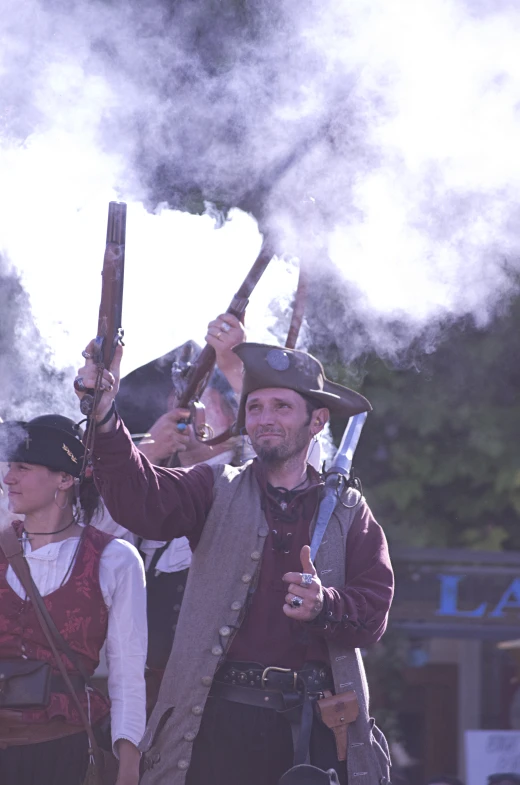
[62,444,78,463]
[266,349,290,371]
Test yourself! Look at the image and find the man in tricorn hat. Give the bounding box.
[74,338,394,785]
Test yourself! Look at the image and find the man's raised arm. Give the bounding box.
[74,343,213,544]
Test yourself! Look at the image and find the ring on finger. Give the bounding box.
[300,573,314,587]
[81,350,92,360]
[216,330,222,339]
[74,376,87,392]
[220,322,231,333]
[290,596,303,608]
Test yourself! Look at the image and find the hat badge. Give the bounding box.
[266,349,290,371]
[62,443,78,464]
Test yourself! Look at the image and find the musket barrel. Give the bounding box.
[106,201,127,245]
[228,242,273,317]
[98,201,126,366]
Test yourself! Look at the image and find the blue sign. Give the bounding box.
[436,574,520,619]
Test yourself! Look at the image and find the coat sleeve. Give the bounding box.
[92,415,214,547]
[307,500,394,647]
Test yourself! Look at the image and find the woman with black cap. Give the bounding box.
[0,414,146,785]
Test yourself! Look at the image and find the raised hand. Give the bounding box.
[282,545,324,621]
[205,312,246,394]
[138,409,192,464]
[74,341,123,431]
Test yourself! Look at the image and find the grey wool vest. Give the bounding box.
[140,463,391,785]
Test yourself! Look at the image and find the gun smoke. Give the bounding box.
[1,0,520,414]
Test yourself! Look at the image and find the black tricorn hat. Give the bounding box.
[115,345,198,435]
[233,343,371,430]
[0,414,84,477]
[116,340,237,436]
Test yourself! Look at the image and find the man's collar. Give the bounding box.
[252,457,322,494]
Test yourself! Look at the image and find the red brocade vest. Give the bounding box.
[0,522,112,726]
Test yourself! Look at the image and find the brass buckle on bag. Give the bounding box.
[261,666,297,691]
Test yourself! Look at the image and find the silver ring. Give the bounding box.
[220,322,231,333]
[74,376,87,392]
[290,596,303,608]
[81,350,92,360]
[301,573,313,587]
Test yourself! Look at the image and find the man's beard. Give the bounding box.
[254,441,291,464]
[251,429,310,466]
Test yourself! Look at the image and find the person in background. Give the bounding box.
[0,414,146,785]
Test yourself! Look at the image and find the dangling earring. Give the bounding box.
[73,478,81,522]
[307,434,319,462]
[54,488,68,511]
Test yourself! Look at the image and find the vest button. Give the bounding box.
[191,705,203,716]
[231,601,241,611]
[178,759,190,770]
[219,626,231,637]
[241,573,252,584]
[184,731,197,742]
[258,526,269,537]
[201,676,212,687]
[212,645,223,656]
[250,551,261,561]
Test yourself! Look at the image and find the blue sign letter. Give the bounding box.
[489,578,520,618]
[436,574,487,618]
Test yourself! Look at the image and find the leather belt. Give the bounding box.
[211,661,334,766]
[0,711,85,748]
[214,660,333,694]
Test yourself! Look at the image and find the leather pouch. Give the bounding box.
[315,690,359,761]
[0,659,52,709]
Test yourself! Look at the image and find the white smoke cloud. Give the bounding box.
[1,0,520,411]
[323,0,520,333]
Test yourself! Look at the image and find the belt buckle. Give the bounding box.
[261,666,297,691]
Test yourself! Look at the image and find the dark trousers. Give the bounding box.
[0,731,89,785]
[186,696,346,785]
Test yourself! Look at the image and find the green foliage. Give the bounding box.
[318,296,520,551]
[363,630,409,743]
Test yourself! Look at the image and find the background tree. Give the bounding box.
[309,283,520,552]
